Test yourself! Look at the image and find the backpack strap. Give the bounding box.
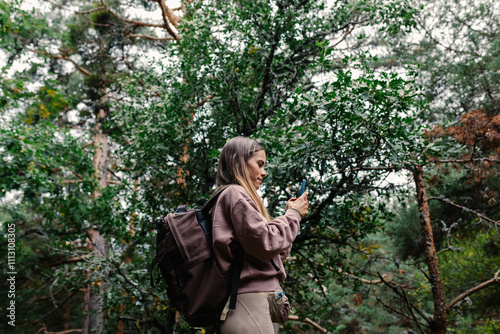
[229,252,243,309]
[150,255,158,288]
[201,185,230,213]
[197,185,231,245]
[150,217,166,288]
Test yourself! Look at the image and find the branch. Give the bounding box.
[335,165,399,174]
[35,327,82,334]
[35,290,79,322]
[61,180,83,184]
[294,250,335,307]
[127,33,173,41]
[288,315,329,333]
[433,157,500,164]
[43,0,65,9]
[332,25,355,48]
[418,19,481,58]
[69,168,84,180]
[153,0,180,40]
[160,0,181,28]
[377,273,430,330]
[346,261,415,289]
[106,167,122,181]
[371,285,420,327]
[109,258,148,300]
[49,254,91,267]
[35,289,63,302]
[447,270,500,311]
[99,0,166,29]
[428,197,499,226]
[254,24,281,118]
[75,6,106,15]
[29,49,91,76]
[337,267,388,284]
[82,142,94,149]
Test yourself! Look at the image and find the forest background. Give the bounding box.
[0,0,499,333]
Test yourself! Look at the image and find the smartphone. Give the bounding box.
[300,179,306,196]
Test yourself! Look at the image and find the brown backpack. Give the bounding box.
[150,187,241,328]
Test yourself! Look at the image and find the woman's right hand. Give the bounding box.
[286,192,309,218]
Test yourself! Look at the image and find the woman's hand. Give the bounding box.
[286,192,309,218]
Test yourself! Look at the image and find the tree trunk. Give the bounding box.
[83,108,110,334]
[413,165,447,333]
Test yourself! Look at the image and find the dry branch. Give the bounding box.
[127,33,173,41]
[418,19,481,58]
[75,6,106,15]
[371,286,423,329]
[337,267,389,284]
[434,158,500,164]
[288,315,329,333]
[447,270,500,311]
[335,165,399,174]
[429,197,499,226]
[332,25,355,48]
[61,180,83,184]
[378,273,430,330]
[37,327,82,334]
[29,49,91,76]
[99,0,165,29]
[82,142,94,149]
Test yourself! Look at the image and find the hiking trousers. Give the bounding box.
[220,292,274,334]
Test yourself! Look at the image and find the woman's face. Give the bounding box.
[246,150,267,190]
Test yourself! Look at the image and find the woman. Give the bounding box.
[211,136,309,334]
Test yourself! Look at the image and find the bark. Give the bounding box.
[83,108,110,334]
[413,165,447,333]
[87,229,109,333]
[65,295,71,331]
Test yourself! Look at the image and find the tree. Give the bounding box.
[351,1,500,332]
[6,0,496,333]
[118,0,423,333]
[1,0,182,333]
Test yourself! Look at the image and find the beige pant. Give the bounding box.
[220,293,275,334]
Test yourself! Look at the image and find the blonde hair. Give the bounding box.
[215,136,272,221]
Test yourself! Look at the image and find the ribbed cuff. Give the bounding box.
[288,208,303,220]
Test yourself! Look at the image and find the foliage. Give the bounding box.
[1,0,499,333]
[382,0,499,120]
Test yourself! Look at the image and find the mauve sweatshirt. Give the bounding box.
[211,185,302,293]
